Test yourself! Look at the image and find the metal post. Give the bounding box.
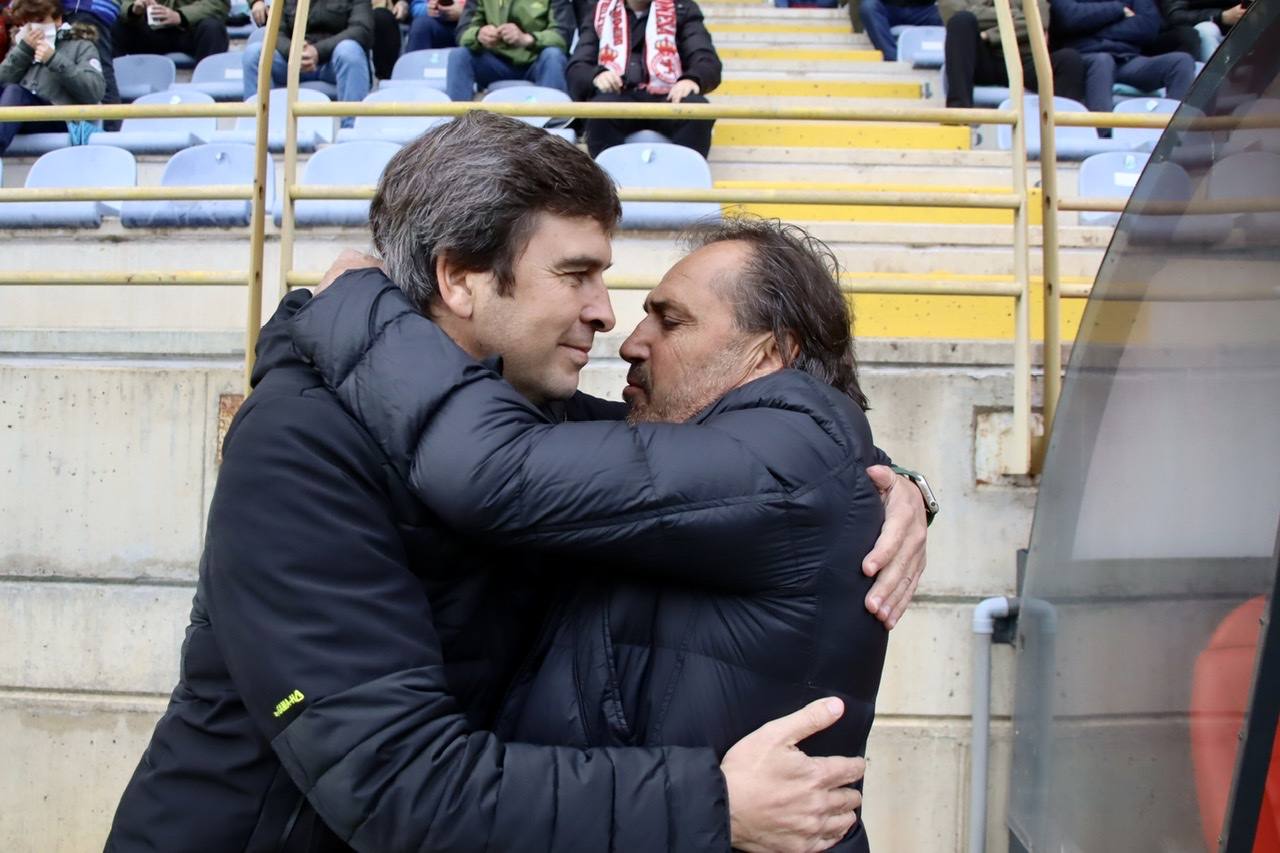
[993,0,1032,475]
[970,596,1014,853]
[277,0,313,303]
[1022,0,1061,470]
[244,0,286,391]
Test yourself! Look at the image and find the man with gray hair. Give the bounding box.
[108,111,930,852]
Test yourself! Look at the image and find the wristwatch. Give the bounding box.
[890,465,939,526]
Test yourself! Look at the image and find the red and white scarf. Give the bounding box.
[595,0,682,95]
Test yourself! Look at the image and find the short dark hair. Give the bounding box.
[10,0,63,23]
[369,110,622,313]
[686,217,869,410]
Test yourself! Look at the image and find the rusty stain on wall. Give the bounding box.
[216,394,244,466]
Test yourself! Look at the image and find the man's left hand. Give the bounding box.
[153,5,182,26]
[666,78,699,103]
[314,249,382,295]
[393,0,410,20]
[300,41,319,72]
[862,465,928,629]
[497,22,531,46]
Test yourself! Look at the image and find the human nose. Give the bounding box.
[620,318,650,365]
[582,279,616,333]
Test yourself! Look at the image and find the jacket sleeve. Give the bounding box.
[530,0,572,51]
[1049,0,1127,37]
[46,40,105,103]
[676,1,720,92]
[0,38,34,84]
[566,17,601,100]
[457,0,484,49]
[205,383,729,853]
[176,0,229,27]
[313,0,374,62]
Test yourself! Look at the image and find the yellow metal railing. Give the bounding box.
[0,0,1204,472]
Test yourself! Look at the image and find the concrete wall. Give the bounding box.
[1,335,1035,852]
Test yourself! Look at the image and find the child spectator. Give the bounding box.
[445,0,571,100]
[568,0,720,157]
[112,0,229,65]
[0,0,105,153]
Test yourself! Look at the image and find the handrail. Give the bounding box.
[0,187,252,201]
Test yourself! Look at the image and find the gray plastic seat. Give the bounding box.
[624,129,671,145]
[1077,150,1148,226]
[998,95,1128,160]
[595,142,721,230]
[381,49,450,91]
[335,87,450,143]
[279,140,400,226]
[1113,97,1179,151]
[896,26,945,68]
[0,145,135,228]
[1225,97,1280,156]
[480,85,571,128]
[4,131,72,156]
[180,51,248,101]
[121,143,270,228]
[114,54,177,102]
[166,51,196,69]
[90,89,216,153]
[1207,150,1280,239]
[209,88,334,152]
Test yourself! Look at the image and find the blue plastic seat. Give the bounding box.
[0,145,135,228]
[1207,150,1280,239]
[121,143,270,228]
[480,85,571,128]
[1077,151,1148,226]
[624,130,671,145]
[114,54,177,102]
[180,51,248,101]
[166,51,196,69]
[998,95,1127,160]
[973,85,1009,107]
[90,89,216,153]
[335,87,450,143]
[381,49,450,91]
[1112,97,1179,152]
[896,26,945,68]
[280,140,400,226]
[595,142,721,230]
[1225,97,1280,156]
[484,79,528,92]
[209,88,334,152]
[4,131,72,156]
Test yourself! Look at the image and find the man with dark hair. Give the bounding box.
[941,0,1087,108]
[112,0,229,66]
[567,0,721,157]
[107,111,930,852]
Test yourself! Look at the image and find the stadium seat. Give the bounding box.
[180,52,249,101]
[624,130,671,145]
[209,88,334,152]
[973,86,1010,107]
[114,54,177,102]
[896,26,945,69]
[480,85,571,128]
[227,21,257,39]
[1077,150,1148,226]
[997,95,1127,159]
[335,87,450,143]
[121,143,270,228]
[1113,97,1179,152]
[280,140,400,226]
[166,51,197,69]
[381,49,450,91]
[595,142,721,230]
[484,79,528,92]
[0,145,135,229]
[1225,97,1280,156]
[4,131,73,157]
[1207,150,1280,239]
[227,0,255,38]
[90,90,217,154]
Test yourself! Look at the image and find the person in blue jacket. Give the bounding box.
[1050,0,1196,112]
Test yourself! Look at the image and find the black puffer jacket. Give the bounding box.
[106,286,728,853]
[289,273,890,851]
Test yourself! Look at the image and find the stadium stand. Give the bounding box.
[121,142,269,227]
[998,95,1127,160]
[208,87,335,151]
[380,47,450,90]
[895,25,944,68]
[1076,150,1148,226]
[90,89,218,153]
[334,86,449,143]
[0,144,134,228]
[180,51,251,101]
[480,84,571,128]
[596,142,721,230]
[113,54,177,102]
[1112,96,1179,151]
[280,139,400,226]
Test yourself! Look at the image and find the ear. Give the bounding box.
[751,332,795,373]
[433,252,477,320]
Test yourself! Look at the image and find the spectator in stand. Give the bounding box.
[405,0,459,51]
[567,0,720,157]
[1160,0,1245,60]
[941,0,1087,108]
[0,0,105,153]
[444,0,571,101]
[62,0,118,121]
[369,0,404,79]
[112,0,229,65]
[1051,0,1195,113]
[860,0,942,62]
[243,0,371,125]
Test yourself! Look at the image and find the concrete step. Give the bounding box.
[716,76,924,97]
[714,119,967,149]
[701,4,848,20]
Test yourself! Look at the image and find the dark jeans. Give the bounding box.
[112,15,229,62]
[859,0,942,61]
[406,13,457,51]
[1081,51,1196,112]
[0,84,64,154]
[1148,24,1200,58]
[372,6,402,79]
[943,11,1086,107]
[585,89,714,158]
